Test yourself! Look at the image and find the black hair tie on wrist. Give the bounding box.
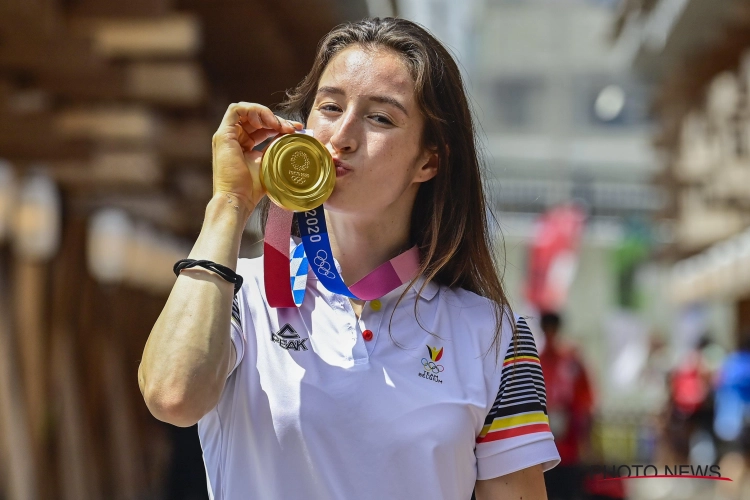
[173,259,244,295]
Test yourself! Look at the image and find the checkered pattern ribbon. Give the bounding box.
[290,243,309,307]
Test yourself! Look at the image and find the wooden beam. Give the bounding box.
[50,330,100,499]
[71,14,202,59]
[101,325,146,498]
[125,62,206,105]
[0,15,125,99]
[56,107,159,142]
[0,253,39,499]
[90,150,163,185]
[11,258,49,498]
[48,216,102,499]
[0,142,90,164]
[12,260,47,457]
[158,119,212,160]
[46,150,163,188]
[78,193,193,234]
[0,42,125,102]
[4,88,52,115]
[69,0,175,18]
[37,68,126,100]
[0,24,105,75]
[0,116,212,166]
[0,114,89,161]
[0,0,60,37]
[0,109,209,163]
[0,80,13,111]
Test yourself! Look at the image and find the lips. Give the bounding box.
[333,158,353,177]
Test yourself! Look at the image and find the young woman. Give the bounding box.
[139,17,559,499]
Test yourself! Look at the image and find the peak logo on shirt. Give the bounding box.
[419,345,445,384]
[271,324,309,351]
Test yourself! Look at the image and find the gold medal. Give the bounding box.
[260,133,335,212]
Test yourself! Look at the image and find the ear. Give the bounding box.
[414,148,439,183]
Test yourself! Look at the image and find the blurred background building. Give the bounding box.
[1,0,750,499]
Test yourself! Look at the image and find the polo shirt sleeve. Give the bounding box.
[228,291,245,376]
[475,316,560,480]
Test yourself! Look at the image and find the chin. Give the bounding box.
[321,189,363,214]
[321,190,346,211]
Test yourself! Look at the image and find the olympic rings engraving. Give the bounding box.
[421,358,444,374]
[312,249,335,279]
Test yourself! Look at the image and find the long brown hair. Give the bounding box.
[273,17,514,353]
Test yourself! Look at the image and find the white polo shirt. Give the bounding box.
[198,254,560,499]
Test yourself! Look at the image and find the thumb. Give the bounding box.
[244,151,265,203]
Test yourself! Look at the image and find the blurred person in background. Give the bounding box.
[539,312,595,500]
[138,17,559,500]
[712,333,750,499]
[713,331,750,499]
[714,333,750,457]
[665,335,717,464]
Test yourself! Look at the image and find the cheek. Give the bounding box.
[306,113,332,143]
[368,136,417,173]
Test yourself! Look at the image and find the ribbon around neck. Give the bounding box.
[263,203,420,308]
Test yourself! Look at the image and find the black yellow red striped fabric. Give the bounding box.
[477,317,550,443]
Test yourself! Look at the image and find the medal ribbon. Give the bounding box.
[264,203,420,308]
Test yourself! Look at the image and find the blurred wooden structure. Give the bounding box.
[0,0,368,498]
[613,0,750,332]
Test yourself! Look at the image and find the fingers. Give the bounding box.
[237,125,279,151]
[219,102,296,135]
[234,123,247,144]
[257,111,300,135]
[256,107,288,132]
[218,102,247,130]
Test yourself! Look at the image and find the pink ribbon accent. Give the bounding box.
[263,203,421,308]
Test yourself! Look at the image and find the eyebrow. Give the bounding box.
[316,86,409,116]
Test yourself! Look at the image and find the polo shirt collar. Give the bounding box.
[404,275,440,301]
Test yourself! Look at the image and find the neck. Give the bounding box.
[325,206,412,285]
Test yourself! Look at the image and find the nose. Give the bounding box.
[329,110,358,154]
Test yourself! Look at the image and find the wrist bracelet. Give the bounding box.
[173,259,244,295]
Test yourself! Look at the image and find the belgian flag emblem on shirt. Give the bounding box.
[427,345,443,362]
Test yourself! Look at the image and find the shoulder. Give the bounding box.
[439,285,495,310]
[439,287,498,332]
[437,287,522,331]
[434,285,519,357]
[438,286,501,330]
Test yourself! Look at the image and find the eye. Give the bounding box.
[370,114,394,126]
[319,103,342,113]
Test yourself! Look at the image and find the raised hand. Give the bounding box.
[211,102,303,212]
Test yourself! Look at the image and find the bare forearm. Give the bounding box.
[139,193,250,426]
[475,465,548,500]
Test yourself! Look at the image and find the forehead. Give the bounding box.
[319,46,415,101]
